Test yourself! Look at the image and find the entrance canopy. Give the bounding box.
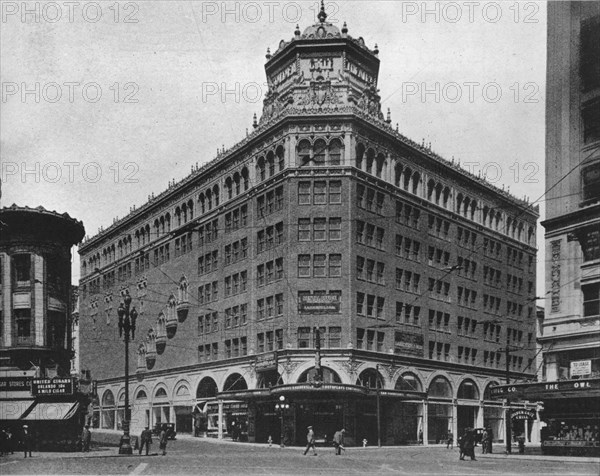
[0,400,35,420]
[490,377,600,401]
[218,383,425,401]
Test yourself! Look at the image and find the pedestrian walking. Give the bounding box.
[332,429,345,455]
[6,429,14,455]
[418,429,423,444]
[22,425,32,458]
[303,426,317,456]
[159,428,168,456]
[462,428,476,461]
[446,430,453,449]
[81,425,91,452]
[457,432,465,460]
[139,427,152,455]
[481,428,489,454]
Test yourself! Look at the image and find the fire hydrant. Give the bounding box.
[268,435,273,447]
[363,439,368,447]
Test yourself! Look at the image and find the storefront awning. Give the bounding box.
[22,401,80,420]
[489,377,600,401]
[0,400,35,420]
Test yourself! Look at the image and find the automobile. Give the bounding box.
[152,422,177,440]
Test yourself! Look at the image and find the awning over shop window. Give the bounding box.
[0,400,35,420]
[22,402,80,421]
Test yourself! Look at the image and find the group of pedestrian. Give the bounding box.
[138,426,168,456]
[302,426,346,456]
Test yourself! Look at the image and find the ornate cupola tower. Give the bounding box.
[259,1,384,125]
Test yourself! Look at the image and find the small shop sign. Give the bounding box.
[570,360,591,377]
[511,409,535,420]
[298,294,341,314]
[31,378,74,396]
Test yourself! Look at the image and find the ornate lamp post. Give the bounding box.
[275,395,289,448]
[116,290,138,455]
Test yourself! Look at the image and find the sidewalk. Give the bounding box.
[478,451,599,464]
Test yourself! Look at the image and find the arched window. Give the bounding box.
[175,207,182,227]
[257,157,266,181]
[241,168,249,191]
[366,149,375,175]
[298,140,311,165]
[160,216,165,235]
[102,390,115,407]
[135,389,147,401]
[395,373,423,392]
[435,183,442,204]
[357,368,383,389]
[457,379,480,400]
[181,203,188,223]
[188,200,194,219]
[223,373,248,392]
[403,167,412,191]
[356,143,365,169]
[154,387,168,399]
[412,172,420,195]
[427,179,436,201]
[196,377,218,399]
[212,185,219,206]
[375,153,385,178]
[225,177,233,200]
[470,200,477,221]
[165,213,171,232]
[198,194,205,214]
[428,376,452,398]
[206,189,212,210]
[329,139,342,166]
[276,145,285,171]
[313,139,326,166]
[101,390,116,430]
[394,163,403,187]
[267,151,276,176]
[233,173,241,196]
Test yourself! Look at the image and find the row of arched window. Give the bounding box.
[100,371,500,406]
[296,139,343,167]
[355,141,535,245]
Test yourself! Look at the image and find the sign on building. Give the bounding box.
[31,378,74,396]
[570,360,591,377]
[298,294,341,314]
[0,377,31,392]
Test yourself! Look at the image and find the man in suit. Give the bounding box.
[22,425,32,458]
[139,427,152,455]
[303,426,317,456]
[333,429,346,455]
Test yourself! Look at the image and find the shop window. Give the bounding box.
[395,373,423,392]
[457,379,480,400]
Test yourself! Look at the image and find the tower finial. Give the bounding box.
[318,0,327,23]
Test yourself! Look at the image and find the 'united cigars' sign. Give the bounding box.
[31,378,74,396]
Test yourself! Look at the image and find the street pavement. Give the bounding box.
[1,437,599,475]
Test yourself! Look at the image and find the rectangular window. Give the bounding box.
[329,254,342,277]
[13,254,31,285]
[298,327,310,348]
[329,180,342,204]
[313,218,326,241]
[314,181,327,204]
[298,218,311,241]
[329,217,341,240]
[583,283,600,317]
[298,182,311,205]
[356,328,365,349]
[313,254,326,277]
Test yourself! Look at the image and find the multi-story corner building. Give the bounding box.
[494,1,600,457]
[79,5,539,446]
[0,205,87,449]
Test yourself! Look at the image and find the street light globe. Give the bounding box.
[279,395,285,402]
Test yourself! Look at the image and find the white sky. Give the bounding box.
[0,0,547,293]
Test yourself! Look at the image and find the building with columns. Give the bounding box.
[79,5,539,446]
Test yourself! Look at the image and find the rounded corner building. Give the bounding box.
[79,4,540,447]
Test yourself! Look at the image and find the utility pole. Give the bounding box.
[376,364,381,448]
[505,346,512,454]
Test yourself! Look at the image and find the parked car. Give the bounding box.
[152,423,176,440]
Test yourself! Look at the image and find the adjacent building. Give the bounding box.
[493,1,600,456]
[79,5,539,446]
[0,205,87,449]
